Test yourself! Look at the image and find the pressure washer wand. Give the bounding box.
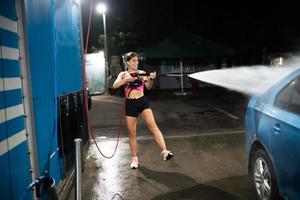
[129,71,168,78]
[130,72,151,77]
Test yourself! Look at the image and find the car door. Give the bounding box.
[269,76,300,199]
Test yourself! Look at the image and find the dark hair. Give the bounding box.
[124,52,139,62]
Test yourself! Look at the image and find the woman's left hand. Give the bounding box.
[149,72,156,80]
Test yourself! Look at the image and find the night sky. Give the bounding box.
[81,0,300,57]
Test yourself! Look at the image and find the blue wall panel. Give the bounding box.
[0,117,25,142]
[24,0,84,185]
[24,0,55,168]
[0,89,22,109]
[0,0,32,199]
[23,0,61,183]
[0,92,4,110]
[0,0,17,20]
[0,28,18,48]
[9,142,32,200]
[0,122,7,141]
[1,59,21,77]
[0,40,4,144]
[6,116,25,138]
[0,154,12,200]
[54,0,83,95]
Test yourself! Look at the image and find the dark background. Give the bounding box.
[81,0,300,63]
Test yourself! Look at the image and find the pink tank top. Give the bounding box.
[125,80,144,94]
[124,70,144,94]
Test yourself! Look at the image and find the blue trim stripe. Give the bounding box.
[0,104,24,124]
[0,92,4,110]
[0,89,22,109]
[0,116,25,141]
[0,154,11,200]
[0,120,6,141]
[0,1,17,20]
[8,141,31,200]
[1,59,20,78]
[0,129,26,157]
[0,28,18,48]
[0,60,2,77]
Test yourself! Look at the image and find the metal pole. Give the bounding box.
[174,59,187,96]
[74,138,82,200]
[103,13,109,94]
[180,59,184,93]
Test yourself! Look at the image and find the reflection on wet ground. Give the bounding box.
[73,133,255,200]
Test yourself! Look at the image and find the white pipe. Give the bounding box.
[74,138,82,200]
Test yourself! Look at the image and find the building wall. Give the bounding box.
[0,0,85,199]
[24,0,84,182]
[0,0,32,199]
[23,0,62,185]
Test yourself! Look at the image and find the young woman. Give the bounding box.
[113,52,173,169]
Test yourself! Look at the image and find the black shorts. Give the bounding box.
[126,96,150,117]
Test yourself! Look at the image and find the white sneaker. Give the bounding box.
[130,157,139,169]
[161,150,173,161]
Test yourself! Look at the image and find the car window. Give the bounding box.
[289,77,300,115]
[274,76,300,115]
[274,79,294,110]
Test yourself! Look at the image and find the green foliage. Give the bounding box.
[97,34,105,49]
[91,31,138,55]
[91,46,99,53]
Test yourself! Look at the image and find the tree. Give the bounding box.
[91,31,138,56]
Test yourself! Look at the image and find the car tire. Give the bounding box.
[251,149,280,200]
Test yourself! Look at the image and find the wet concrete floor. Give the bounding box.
[67,87,256,200]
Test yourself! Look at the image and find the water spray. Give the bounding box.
[189,62,300,96]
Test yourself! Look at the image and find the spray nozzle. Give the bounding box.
[25,171,56,198]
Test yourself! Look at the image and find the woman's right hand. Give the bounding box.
[124,74,137,83]
[113,71,137,89]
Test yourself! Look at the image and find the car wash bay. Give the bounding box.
[67,87,256,200]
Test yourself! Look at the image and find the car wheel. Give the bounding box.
[251,149,280,200]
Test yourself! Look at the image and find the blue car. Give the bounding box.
[245,68,300,200]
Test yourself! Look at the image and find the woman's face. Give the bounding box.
[127,56,139,71]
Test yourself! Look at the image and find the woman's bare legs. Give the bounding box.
[141,109,167,151]
[126,116,138,157]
